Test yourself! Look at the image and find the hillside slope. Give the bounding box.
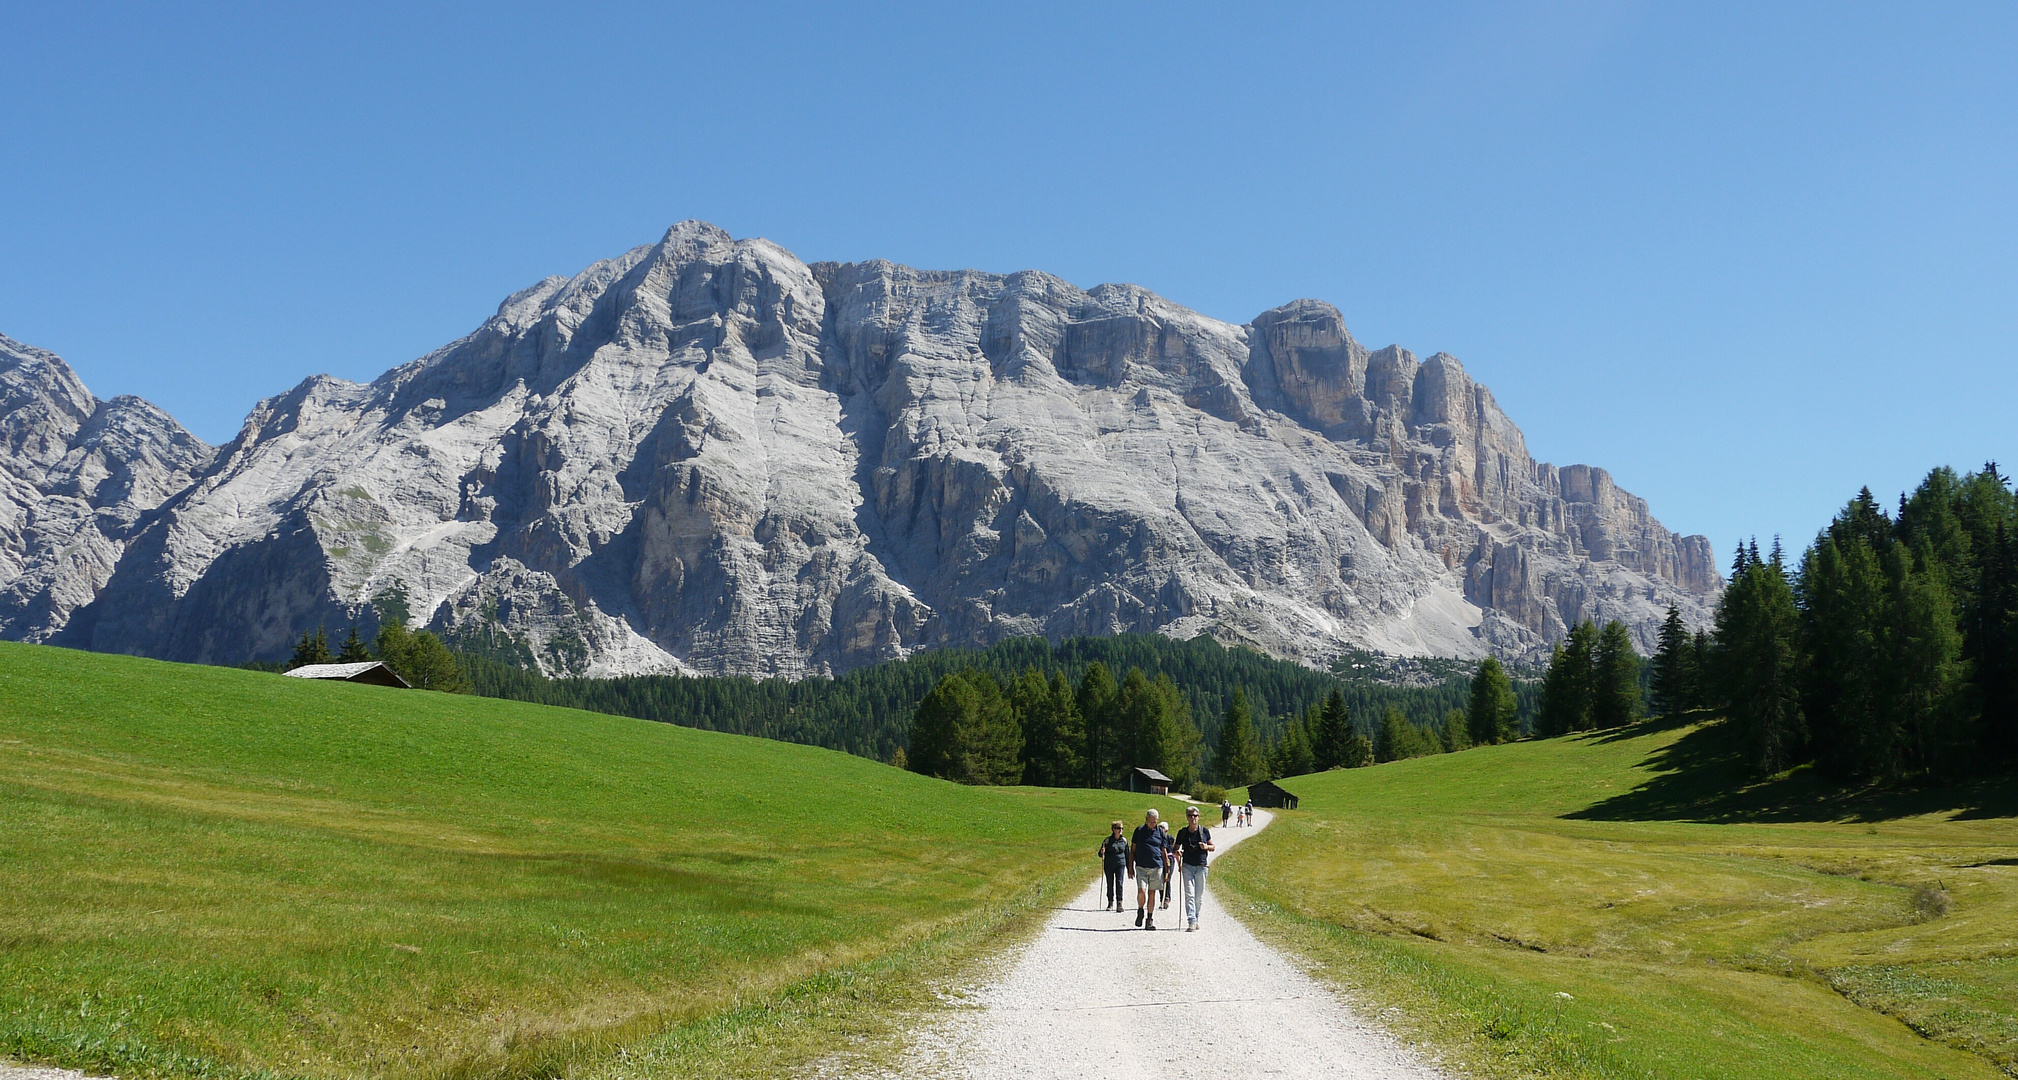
[1219,719,2018,1079]
[0,641,1180,1079]
[7,223,1715,676]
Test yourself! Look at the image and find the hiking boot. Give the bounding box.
[1146,914,1156,930]
[1134,907,1144,927]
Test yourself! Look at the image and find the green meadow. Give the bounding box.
[1222,716,2018,1080]
[0,642,1184,1079]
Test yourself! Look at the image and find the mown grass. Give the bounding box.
[0,642,1185,1079]
[1220,715,2018,1080]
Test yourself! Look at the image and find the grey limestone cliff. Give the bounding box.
[6,223,1718,676]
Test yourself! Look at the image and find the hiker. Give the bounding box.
[1129,809,1170,929]
[1220,798,1232,828]
[1097,820,1130,912]
[1244,797,1254,826]
[1158,820,1176,909]
[1175,805,1216,931]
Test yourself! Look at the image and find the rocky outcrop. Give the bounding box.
[5,223,1718,675]
[0,334,214,642]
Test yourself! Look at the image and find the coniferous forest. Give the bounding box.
[455,632,1539,788]
[1670,465,2018,783]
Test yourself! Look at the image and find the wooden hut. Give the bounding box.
[1247,779,1299,809]
[1126,767,1173,796]
[283,661,410,689]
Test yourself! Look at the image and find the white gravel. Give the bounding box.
[878,809,1452,1079]
[0,1064,104,1080]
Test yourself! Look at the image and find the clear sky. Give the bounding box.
[4,2,2014,560]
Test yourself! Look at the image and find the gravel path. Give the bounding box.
[882,808,1451,1079]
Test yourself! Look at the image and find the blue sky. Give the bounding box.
[4,2,2014,558]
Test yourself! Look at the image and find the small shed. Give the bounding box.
[284,661,410,689]
[1248,779,1299,809]
[1126,767,1172,796]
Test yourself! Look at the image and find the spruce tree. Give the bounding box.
[1880,543,1966,775]
[1466,656,1519,744]
[1441,708,1472,752]
[906,671,1023,785]
[1591,620,1642,730]
[1276,712,1318,777]
[1076,662,1119,787]
[1342,730,1374,768]
[1310,689,1353,770]
[1537,621,1597,735]
[1212,687,1267,786]
[290,627,332,669]
[335,626,371,663]
[1647,605,1693,719]
[1714,539,1807,773]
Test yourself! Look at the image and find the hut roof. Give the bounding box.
[284,662,410,688]
[1130,767,1173,782]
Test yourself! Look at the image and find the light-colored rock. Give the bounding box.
[0,334,212,642]
[4,223,1718,674]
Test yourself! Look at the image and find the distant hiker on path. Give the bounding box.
[1098,821,1130,912]
[1220,799,1232,827]
[1175,806,1216,931]
[1130,810,1170,930]
[1243,798,1254,826]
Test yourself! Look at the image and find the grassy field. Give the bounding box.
[0,642,1185,1080]
[1221,715,2018,1080]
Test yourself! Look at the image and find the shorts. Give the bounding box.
[1135,865,1164,893]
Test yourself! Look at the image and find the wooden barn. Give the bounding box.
[1126,767,1173,795]
[283,661,410,689]
[1247,779,1299,809]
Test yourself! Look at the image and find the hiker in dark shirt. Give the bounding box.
[1129,809,1170,930]
[1097,821,1130,912]
[1175,805,1217,931]
[1158,821,1176,909]
[1220,799,1232,828]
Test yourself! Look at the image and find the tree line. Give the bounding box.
[1676,465,2018,782]
[452,631,1537,768]
[906,652,1536,792]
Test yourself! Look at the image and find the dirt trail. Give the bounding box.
[879,808,1451,1079]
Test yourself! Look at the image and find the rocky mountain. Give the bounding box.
[0,334,214,642]
[6,223,1718,676]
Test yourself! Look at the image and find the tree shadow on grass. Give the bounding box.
[1565,714,2018,824]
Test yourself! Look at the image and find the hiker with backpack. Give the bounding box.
[1175,805,1217,931]
[1129,809,1171,930]
[1097,820,1130,912]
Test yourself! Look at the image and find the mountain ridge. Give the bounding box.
[3,222,1718,675]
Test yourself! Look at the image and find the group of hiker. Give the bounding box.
[1097,795,1253,931]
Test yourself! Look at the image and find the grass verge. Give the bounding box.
[0,642,1182,1079]
[1219,717,2018,1080]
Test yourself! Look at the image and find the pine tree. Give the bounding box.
[1013,667,1084,787]
[1689,629,1714,712]
[1441,708,1472,752]
[1980,521,2018,766]
[1272,712,1318,778]
[1077,662,1119,787]
[1647,605,1695,719]
[1374,707,1434,762]
[1537,621,1597,735]
[289,627,332,670]
[337,626,372,663]
[1342,731,1375,768]
[1880,542,1966,775]
[1310,689,1353,770]
[1799,515,1889,779]
[1212,687,1267,786]
[906,671,1024,785]
[1591,620,1642,730]
[1713,539,1807,773]
[1466,656,1519,744]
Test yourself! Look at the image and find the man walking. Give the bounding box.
[1175,806,1216,931]
[1129,809,1170,930]
[1097,821,1130,912]
[1220,798,1232,828]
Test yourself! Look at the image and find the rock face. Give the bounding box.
[0,334,214,642]
[6,223,1718,676]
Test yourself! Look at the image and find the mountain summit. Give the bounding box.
[5,223,1717,676]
